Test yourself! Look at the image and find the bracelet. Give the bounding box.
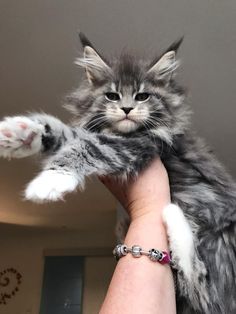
[113,244,172,265]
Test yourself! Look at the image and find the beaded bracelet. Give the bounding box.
[113,244,172,265]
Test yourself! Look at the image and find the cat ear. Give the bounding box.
[148,37,183,82]
[78,31,94,49]
[76,32,112,84]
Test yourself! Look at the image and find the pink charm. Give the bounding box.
[159,251,171,264]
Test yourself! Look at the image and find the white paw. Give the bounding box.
[25,170,78,203]
[0,116,44,158]
[162,204,194,280]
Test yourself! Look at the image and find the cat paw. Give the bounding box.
[0,116,44,158]
[25,170,78,202]
[162,204,194,280]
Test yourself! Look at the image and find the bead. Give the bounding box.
[113,244,171,265]
[159,251,171,264]
[131,245,142,257]
[113,244,127,260]
[149,248,163,262]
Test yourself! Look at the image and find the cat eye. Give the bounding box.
[105,92,121,102]
[134,93,150,102]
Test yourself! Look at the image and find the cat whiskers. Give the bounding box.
[148,115,172,135]
[86,115,109,131]
[145,117,172,156]
[141,120,159,149]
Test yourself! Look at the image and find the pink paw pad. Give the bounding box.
[2,129,12,138]
[18,122,28,130]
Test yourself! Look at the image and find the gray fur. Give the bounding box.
[1,34,236,313]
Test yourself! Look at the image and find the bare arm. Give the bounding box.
[99,159,176,314]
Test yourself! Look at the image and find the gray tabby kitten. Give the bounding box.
[0,33,235,313]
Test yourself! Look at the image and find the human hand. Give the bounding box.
[100,158,170,221]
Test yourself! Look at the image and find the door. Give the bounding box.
[40,256,84,314]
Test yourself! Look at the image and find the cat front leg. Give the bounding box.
[0,113,74,159]
[25,133,89,202]
[24,130,159,202]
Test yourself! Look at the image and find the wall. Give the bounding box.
[0,227,116,314]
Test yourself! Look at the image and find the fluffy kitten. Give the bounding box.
[0,33,235,313]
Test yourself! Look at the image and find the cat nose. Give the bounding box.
[121,107,133,114]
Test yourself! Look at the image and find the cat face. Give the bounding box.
[103,83,155,134]
[66,34,189,144]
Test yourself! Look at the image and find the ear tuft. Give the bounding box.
[78,31,94,48]
[164,36,184,54]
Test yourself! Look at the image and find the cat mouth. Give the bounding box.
[119,116,136,122]
[115,118,139,133]
[117,117,138,125]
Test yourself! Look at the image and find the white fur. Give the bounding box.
[25,170,78,203]
[111,82,117,92]
[115,119,138,133]
[151,127,173,145]
[138,83,145,92]
[162,203,194,280]
[0,116,44,158]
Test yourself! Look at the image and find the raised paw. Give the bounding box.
[25,170,78,203]
[0,116,44,158]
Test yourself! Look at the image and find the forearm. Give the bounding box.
[100,209,176,314]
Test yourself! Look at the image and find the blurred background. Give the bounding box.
[0,1,235,313]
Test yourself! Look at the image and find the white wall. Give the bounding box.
[0,227,116,314]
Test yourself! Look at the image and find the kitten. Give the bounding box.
[0,33,235,313]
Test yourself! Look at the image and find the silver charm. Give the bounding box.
[113,244,127,260]
[131,245,142,257]
[113,244,171,265]
[148,248,163,262]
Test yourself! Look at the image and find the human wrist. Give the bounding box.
[128,198,170,222]
[125,209,169,251]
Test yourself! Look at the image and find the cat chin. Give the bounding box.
[115,119,138,133]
